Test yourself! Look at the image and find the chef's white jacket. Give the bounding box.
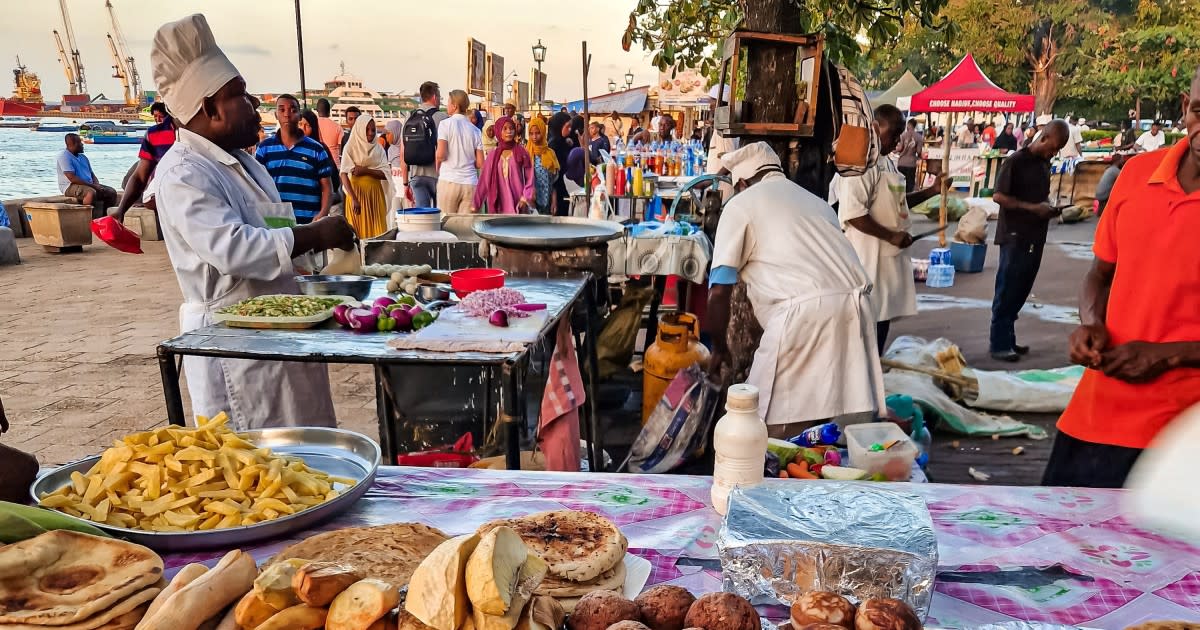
[148,129,337,430]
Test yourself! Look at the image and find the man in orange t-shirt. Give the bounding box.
[1045,69,1200,488]
[314,98,344,167]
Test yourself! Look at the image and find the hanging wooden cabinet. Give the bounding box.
[714,31,824,138]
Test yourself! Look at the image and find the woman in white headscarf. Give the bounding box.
[340,115,393,238]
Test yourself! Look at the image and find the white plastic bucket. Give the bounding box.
[396,208,442,232]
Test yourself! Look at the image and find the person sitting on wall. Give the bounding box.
[57,133,118,217]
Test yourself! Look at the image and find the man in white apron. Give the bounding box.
[830,104,943,354]
[147,14,356,430]
[708,142,886,437]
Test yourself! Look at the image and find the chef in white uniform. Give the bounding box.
[830,104,942,354]
[147,14,356,429]
[707,142,885,436]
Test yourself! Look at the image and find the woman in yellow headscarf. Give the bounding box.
[339,115,394,238]
[526,116,560,214]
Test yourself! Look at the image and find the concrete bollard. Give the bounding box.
[0,227,20,265]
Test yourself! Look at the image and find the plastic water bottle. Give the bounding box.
[712,384,768,515]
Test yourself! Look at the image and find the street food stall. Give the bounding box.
[909,54,1036,245]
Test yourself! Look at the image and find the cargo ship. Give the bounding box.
[0,58,44,117]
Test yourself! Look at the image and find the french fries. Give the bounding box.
[39,413,356,532]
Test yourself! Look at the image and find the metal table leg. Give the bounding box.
[501,361,522,470]
[583,291,603,471]
[374,365,398,465]
[157,346,186,426]
[644,275,669,352]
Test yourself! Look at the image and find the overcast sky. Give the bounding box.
[2,0,658,103]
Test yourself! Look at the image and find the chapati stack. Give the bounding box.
[263,523,449,590]
[478,511,627,612]
[0,531,164,630]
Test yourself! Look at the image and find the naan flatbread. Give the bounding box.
[478,511,626,582]
[0,531,163,626]
[1,588,158,630]
[534,560,625,597]
[264,523,448,590]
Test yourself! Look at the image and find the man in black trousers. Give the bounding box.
[989,120,1069,362]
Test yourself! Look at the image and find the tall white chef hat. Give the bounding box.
[151,14,240,125]
[720,141,782,184]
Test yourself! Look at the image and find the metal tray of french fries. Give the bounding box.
[31,426,380,552]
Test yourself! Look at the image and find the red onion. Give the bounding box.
[332,304,352,326]
[346,308,378,332]
[460,288,530,318]
[391,309,414,332]
[373,296,397,309]
[488,309,510,327]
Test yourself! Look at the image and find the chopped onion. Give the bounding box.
[460,288,530,318]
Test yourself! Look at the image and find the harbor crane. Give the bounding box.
[105,0,141,106]
[51,29,79,94]
[57,0,87,95]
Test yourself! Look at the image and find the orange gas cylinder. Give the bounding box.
[642,312,710,423]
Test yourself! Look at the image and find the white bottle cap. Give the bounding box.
[725,383,759,412]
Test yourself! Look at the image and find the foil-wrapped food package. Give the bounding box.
[719,481,937,618]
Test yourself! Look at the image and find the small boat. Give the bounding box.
[0,116,38,129]
[35,121,80,132]
[83,131,142,145]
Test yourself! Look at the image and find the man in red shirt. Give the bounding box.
[1045,68,1200,487]
[115,102,176,221]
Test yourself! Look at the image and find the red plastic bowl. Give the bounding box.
[90,216,143,254]
[450,268,506,298]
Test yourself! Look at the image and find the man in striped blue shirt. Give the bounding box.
[255,94,332,224]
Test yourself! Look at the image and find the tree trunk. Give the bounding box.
[740,0,803,167]
[722,0,806,385]
[1031,67,1057,116]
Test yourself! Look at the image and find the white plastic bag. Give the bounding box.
[626,364,719,473]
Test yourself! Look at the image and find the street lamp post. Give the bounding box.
[532,39,547,73]
[624,70,634,90]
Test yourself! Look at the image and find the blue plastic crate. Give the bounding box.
[950,242,987,273]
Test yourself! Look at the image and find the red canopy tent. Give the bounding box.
[909,54,1035,245]
[910,54,1035,113]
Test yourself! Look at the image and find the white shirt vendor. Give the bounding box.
[147,14,354,430]
[830,155,918,324]
[707,142,885,428]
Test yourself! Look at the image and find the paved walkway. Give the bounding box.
[0,239,376,465]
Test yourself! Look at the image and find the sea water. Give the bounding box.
[0,128,140,198]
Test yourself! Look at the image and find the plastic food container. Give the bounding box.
[396,207,442,233]
[844,422,918,481]
[449,268,506,298]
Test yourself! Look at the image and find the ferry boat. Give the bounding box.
[83,131,141,145]
[0,115,38,128]
[35,120,80,132]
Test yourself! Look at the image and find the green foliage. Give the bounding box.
[622,0,951,79]
[1165,132,1186,145]
[1081,130,1118,141]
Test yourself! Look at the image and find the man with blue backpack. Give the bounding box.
[399,81,447,208]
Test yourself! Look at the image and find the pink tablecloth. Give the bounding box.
[163,468,1200,628]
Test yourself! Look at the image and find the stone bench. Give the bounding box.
[1,196,77,238]
[123,207,162,241]
[23,202,93,253]
[0,227,19,265]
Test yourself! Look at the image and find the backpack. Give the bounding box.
[828,64,879,177]
[403,107,439,167]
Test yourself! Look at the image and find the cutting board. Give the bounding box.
[388,306,550,353]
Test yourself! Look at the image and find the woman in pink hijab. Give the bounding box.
[473,116,534,214]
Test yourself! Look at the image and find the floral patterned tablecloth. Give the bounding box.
[163,467,1200,629]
